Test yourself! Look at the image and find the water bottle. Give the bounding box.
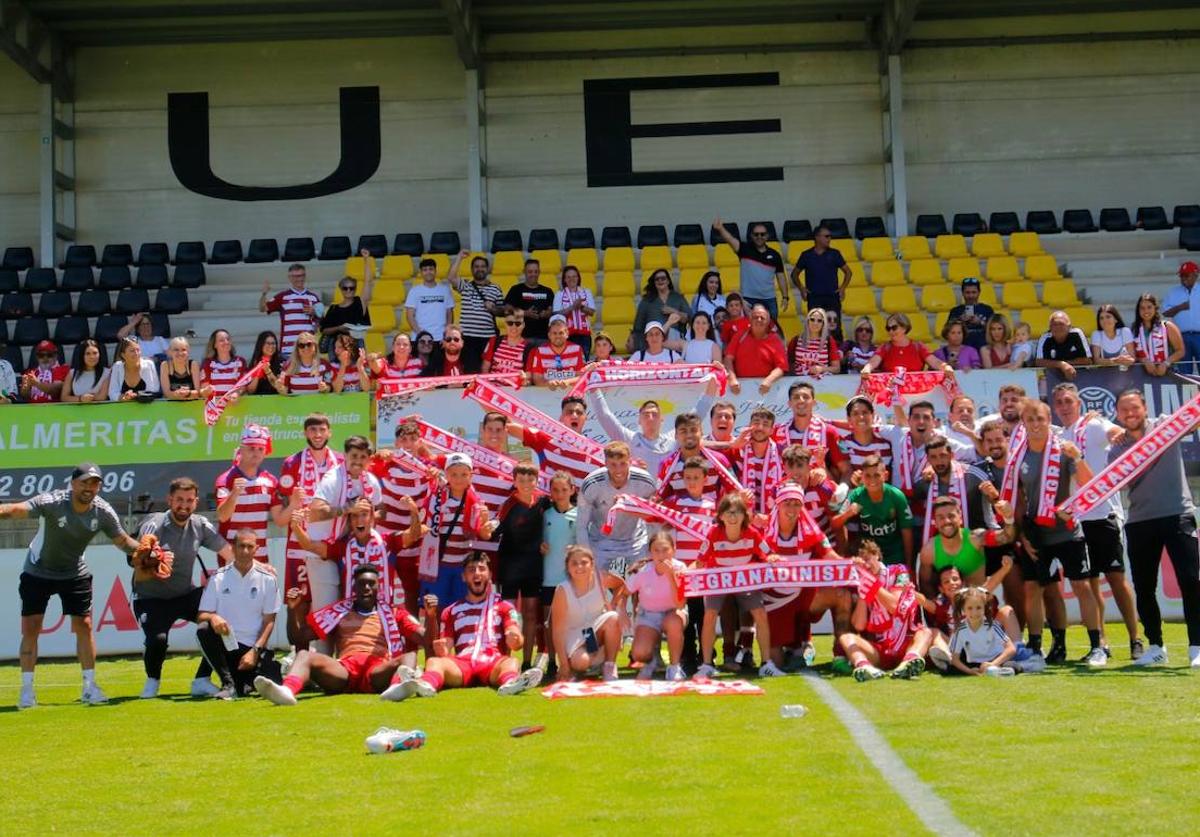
[985,666,1016,678]
[779,704,808,718]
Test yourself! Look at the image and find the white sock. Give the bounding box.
[82,669,95,687]
[21,672,34,689]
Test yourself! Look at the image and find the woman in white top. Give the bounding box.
[553,265,596,358]
[629,320,682,364]
[61,338,108,403]
[105,336,161,402]
[691,270,726,322]
[550,545,626,682]
[1089,303,1136,366]
[669,310,721,363]
[116,312,170,360]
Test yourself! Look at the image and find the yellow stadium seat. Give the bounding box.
[947,257,982,283]
[604,247,635,272]
[1042,279,1080,309]
[830,239,858,263]
[372,281,407,306]
[639,245,672,273]
[1002,281,1040,310]
[454,252,486,278]
[785,241,811,265]
[985,256,1021,283]
[493,251,526,276]
[977,282,999,306]
[934,235,969,260]
[865,313,888,336]
[842,287,878,316]
[870,260,905,287]
[1019,307,1053,335]
[531,249,563,277]
[898,235,932,261]
[845,261,868,288]
[713,243,739,268]
[767,241,784,260]
[344,257,366,280]
[493,274,520,295]
[381,255,413,280]
[567,248,599,274]
[933,310,951,335]
[578,272,599,294]
[419,253,450,280]
[602,296,636,326]
[720,266,741,292]
[1009,231,1043,257]
[881,285,920,313]
[1065,306,1093,328]
[679,267,707,295]
[1024,254,1061,282]
[364,331,386,356]
[908,259,944,286]
[907,314,933,343]
[860,237,896,262]
[604,322,632,352]
[676,244,710,270]
[368,304,397,334]
[922,284,957,312]
[971,233,1006,258]
[602,271,636,298]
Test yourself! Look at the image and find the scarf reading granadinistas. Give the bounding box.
[465,378,605,464]
[681,560,857,597]
[1135,322,1169,363]
[203,359,267,426]
[921,462,968,541]
[567,361,727,399]
[307,598,403,656]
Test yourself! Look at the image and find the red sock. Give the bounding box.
[421,671,443,692]
[497,670,517,687]
[282,675,304,695]
[901,652,919,663]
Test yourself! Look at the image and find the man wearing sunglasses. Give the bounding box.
[792,225,853,326]
[713,218,788,321]
[404,257,455,343]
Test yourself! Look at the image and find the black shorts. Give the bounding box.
[984,543,1014,576]
[1081,517,1125,576]
[1018,543,1061,586]
[501,579,543,601]
[19,572,93,617]
[1023,538,1090,583]
[540,586,557,608]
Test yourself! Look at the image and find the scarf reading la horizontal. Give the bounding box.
[567,361,727,399]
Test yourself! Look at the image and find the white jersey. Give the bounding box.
[949,620,1009,664]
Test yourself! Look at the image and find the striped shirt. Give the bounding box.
[527,341,586,382]
[373,357,424,382]
[283,361,329,394]
[369,456,433,554]
[330,361,365,392]
[266,288,320,357]
[214,466,278,561]
[662,494,716,563]
[431,492,483,565]
[483,337,527,374]
[775,417,848,471]
[770,525,830,560]
[837,428,894,471]
[323,529,405,603]
[201,357,248,398]
[521,427,597,485]
[442,596,518,656]
[697,524,772,568]
[803,478,839,535]
[655,448,737,504]
[554,287,595,335]
[456,280,503,339]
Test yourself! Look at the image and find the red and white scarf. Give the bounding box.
[559,286,591,334]
[773,414,829,449]
[419,485,484,581]
[1135,322,1169,363]
[466,378,605,463]
[681,559,857,597]
[338,530,392,599]
[376,371,522,400]
[567,361,727,399]
[307,598,404,656]
[468,585,501,662]
[203,359,267,426]
[768,484,826,551]
[791,337,830,377]
[894,431,927,496]
[858,369,959,408]
[922,462,968,541]
[997,423,1027,506]
[297,447,340,498]
[602,493,710,543]
[416,420,517,480]
[743,441,784,514]
[1003,430,1066,528]
[329,468,372,540]
[858,564,921,654]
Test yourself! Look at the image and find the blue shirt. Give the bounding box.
[1162,282,1200,333]
[736,242,785,300]
[542,505,577,588]
[793,247,846,297]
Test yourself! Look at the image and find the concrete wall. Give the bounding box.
[0,58,41,248]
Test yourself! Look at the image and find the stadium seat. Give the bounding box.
[492,274,519,294]
[2,246,34,271]
[531,249,563,276]
[601,226,632,249]
[842,286,878,316]
[429,232,462,254]
[246,238,279,263]
[709,223,739,246]
[921,284,956,312]
[969,233,1004,259]
[371,281,407,306]
[781,219,813,242]
[492,251,525,275]
[136,242,170,266]
[63,245,97,268]
[819,218,850,239]
[830,239,858,263]
[174,241,207,264]
[1182,227,1200,251]
[209,240,243,264]
[1024,254,1061,281]
[578,272,599,294]
[379,255,412,280]
[283,238,315,261]
[94,313,125,344]
[1042,279,1081,308]
[37,291,72,319]
[1008,232,1043,257]
[718,265,741,291]
[392,233,425,257]
[1136,206,1170,231]
[854,216,887,240]
[357,235,388,258]
[976,282,999,306]
[75,289,110,317]
[1025,211,1060,235]
[679,268,707,295]
[898,235,931,261]
[0,269,17,293]
[1173,205,1200,228]
[908,259,943,285]
[843,261,867,288]
[154,287,189,315]
[491,230,523,253]
[343,257,366,281]
[319,236,351,261]
[115,288,150,315]
[639,246,671,273]
[952,213,985,237]
[881,285,919,313]
[637,225,669,248]
[947,258,981,283]
[135,265,169,290]
[713,243,738,268]
[172,263,206,289]
[1062,209,1097,233]
[602,271,636,298]
[603,247,635,272]
[988,212,1021,235]
[13,316,49,346]
[564,228,596,250]
[97,266,132,291]
[984,256,1021,283]
[364,332,386,356]
[1098,208,1133,232]
[906,314,933,343]
[2,343,25,371]
[1019,307,1053,335]
[100,243,133,268]
[23,267,56,294]
[934,235,969,260]
[367,304,396,333]
[1002,281,1039,310]
[419,253,451,279]
[601,296,636,325]
[860,237,895,262]
[915,215,947,237]
[566,248,599,274]
[59,267,93,292]
[672,224,704,247]
[676,244,709,270]
[54,315,89,345]
[528,228,560,251]
[870,260,905,287]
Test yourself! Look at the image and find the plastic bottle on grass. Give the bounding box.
[780,704,808,718]
[366,728,426,754]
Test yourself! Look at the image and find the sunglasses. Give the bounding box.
[887,324,905,331]
[445,336,463,342]
[340,284,356,292]
[36,352,55,358]
[297,342,316,348]
[856,326,873,333]
[807,317,823,322]
[505,319,523,326]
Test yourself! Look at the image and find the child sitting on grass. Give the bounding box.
[947,586,1017,676]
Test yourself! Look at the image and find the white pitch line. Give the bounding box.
[802,672,976,837]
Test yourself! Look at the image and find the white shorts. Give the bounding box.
[636,607,687,633]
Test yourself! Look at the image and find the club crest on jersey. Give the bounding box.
[90,518,99,531]
[57,516,67,528]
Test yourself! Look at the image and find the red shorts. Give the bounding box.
[339,652,389,693]
[285,546,310,600]
[449,653,502,687]
[873,634,915,671]
[765,589,820,647]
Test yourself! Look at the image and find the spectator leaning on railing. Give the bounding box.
[1161,260,1200,371]
[1034,310,1091,380]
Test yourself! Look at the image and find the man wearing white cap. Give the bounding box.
[417,452,497,605]
[215,424,284,565]
[629,321,682,364]
[527,315,585,385]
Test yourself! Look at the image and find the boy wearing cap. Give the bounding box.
[215,424,284,564]
[419,452,497,604]
[947,278,994,350]
[527,315,585,385]
[19,340,68,403]
[629,321,682,364]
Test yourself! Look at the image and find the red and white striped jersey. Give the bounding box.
[526,341,585,382]
[696,524,772,568]
[430,492,484,565]
[655,448,737,504]
[662,493,716,563]
[282,361,329,394]
[555,287,595,335]
[201,357,248,398]
[521,426,596,485]
[214,466,279,561]
[441,596,518,656]
[373,358,424,383]
[369,455,434,550]
[482,337,527,375]
[324,529,406,604]
[277,447,343,504]
[799,478,838,535]
[330,361,365,392]
[769,525,831,560]
[837,429,893,471]
[265,288,320,357]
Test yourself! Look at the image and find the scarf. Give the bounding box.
[743,440,784,515]
[1004,431,1066,529]
[559,286,590,333]
[468,585,501,661]
[203,359,267,426]
[307,598,404,656]
[416,420,517,480]
[768,485,826,551]
[860,564,920,654]
[602,493,710,543]
[1135,322,1169,363]
[681,559,857,597]
[566,361,727,399]
[376,371,521,400]
[894,431,927,496]
[921,462,967,541]
[338,530,392,599]
[997,423,1027,506]
[465,378,605,464]
[773,414,829,449]
[297,447,340,498]
[858,369,960,408]
[329,467,372,540]
[419,484,483,581]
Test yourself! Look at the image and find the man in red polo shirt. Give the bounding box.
[723,304,787,395]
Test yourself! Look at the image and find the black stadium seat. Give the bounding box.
[54,315,89,345]
[429,231,461,254]
[209,240,243,264]
[174,241,207,264]
[136,242,170,266]
[283,237,315,262]
[672,224,704,247]
[744,221,777,241]
[75,289,111,317]
[0,269,18,293]
[708,223,738,246]
[818,218,850,239]
[94,314,125,344]
[246,238,279,263]
[154,287,189,315]
[172,263,206,289]
[63,244,97,268]
[100,243,133,267]
[150,312,171,338]
[392,233,425,257]
[12,316,49,346]
[1182,227,1200,251]
[0,318,7,342]
[1062,209,1097,233]
[528,229,560,251]
[601,226,632,249]
[1025,210,1061,234]
[135,265,168,290]
[115,288,150,315]
[1136,206,1170,230]
[491,230,523,253]
[2,343,25,372]
[22,267,56,294]
[915,214,947,237]
[1,292,33,318]
[60,266,94,292]
[1099,208,1133,232]
[952,213,985,236]
[356,234,388,258]
[2,246,34,271]
[97,265,132,291]
[988,212,1020,235]
[1174,204,1200,228]
[637,225,669,248]
[854,216,887,239]
[781,219,813,242]
[38,291,72,319]
[564,228,595,250]
[319,236,351,261]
